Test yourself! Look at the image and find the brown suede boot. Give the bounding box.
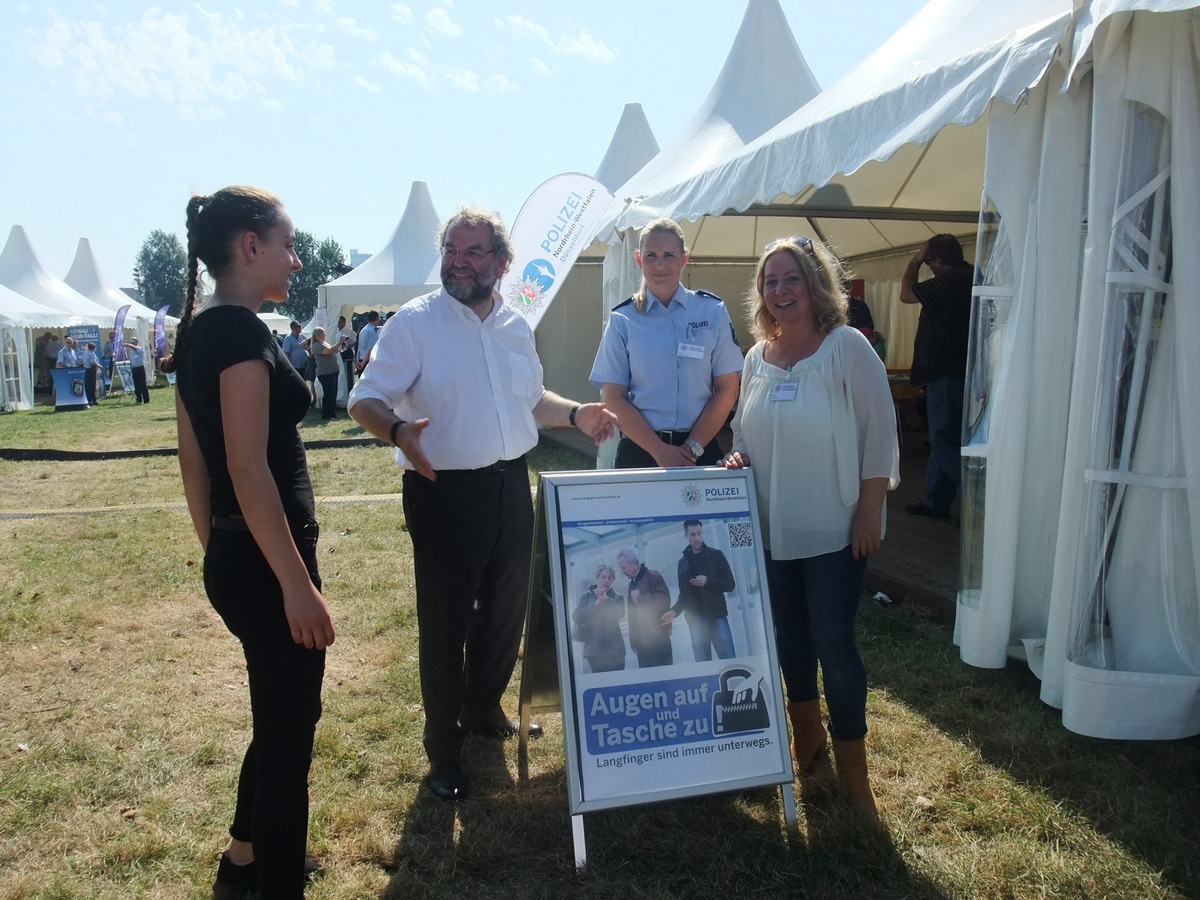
[786,699,828,774]
[831,737,881,825]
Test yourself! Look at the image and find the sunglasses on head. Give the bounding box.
[765,235,815,254]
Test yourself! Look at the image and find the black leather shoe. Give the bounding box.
[904,502,949,519]
[426,761,470,801]
[466,719,543,740]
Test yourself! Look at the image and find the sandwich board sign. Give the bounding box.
[519,466,795,869]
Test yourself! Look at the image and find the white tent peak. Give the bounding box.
[605,0,821,215]
[329,181,441,288]
[65,237,165,322]
[593,103,659,192]
[0,225,115,320]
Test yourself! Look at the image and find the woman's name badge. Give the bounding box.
[771,383,798,401]
[677,342,706,359]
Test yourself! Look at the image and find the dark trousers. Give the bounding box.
[317,372,338,419]
[924,375,964,512]
[765,546,868,741]
[131,365,150,403]
[402,460,534,765]
[84,368,97,405]
[341,352,355,390]
[615,434,722,468]
[204,525,325,899]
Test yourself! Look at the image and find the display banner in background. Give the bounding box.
[113,305,130,361]
[497,173,613,331]
[154,305,169,359]
[521,467,795,866]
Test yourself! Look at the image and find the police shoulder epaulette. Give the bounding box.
[695,289,725,303]
[613,296,636,311]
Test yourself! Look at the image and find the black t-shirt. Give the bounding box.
[176,304,315,526]
[910,263,973,385]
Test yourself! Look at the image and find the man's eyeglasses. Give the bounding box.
[765,235,815,254]
[441,245,496,264]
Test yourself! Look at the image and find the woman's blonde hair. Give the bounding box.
[746,238,849,342]
[632,218,687,313]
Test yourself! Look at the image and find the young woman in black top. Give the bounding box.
[163,186,334,899]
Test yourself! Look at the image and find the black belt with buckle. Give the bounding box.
[655,431,691,446]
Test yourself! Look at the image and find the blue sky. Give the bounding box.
[1,1,927,286]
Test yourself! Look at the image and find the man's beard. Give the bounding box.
[442,263,496,305]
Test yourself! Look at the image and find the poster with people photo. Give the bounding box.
[535,467,793,814]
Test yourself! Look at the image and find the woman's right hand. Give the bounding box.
[653,441,697,467]
[721,451,750,469]
[283,581,336,649]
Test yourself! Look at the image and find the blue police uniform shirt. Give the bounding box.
[589,284,743,433]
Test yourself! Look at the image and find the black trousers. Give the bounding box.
[615,434,722,468]
[317,372,338,419]
[402,459,533,765]
[84,368,97,405]
[131,365,150,403]
[204,523,325,899]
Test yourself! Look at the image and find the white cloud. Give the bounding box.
[424,8,461,37]
[558,30,614,63]
[530,57,548,75]
[391,4,412,24]
[504,15,548,40]
[354,75,381,93]
[20,8,338,120]
[379,49,431,88]
[444,66,478,91]
[488,74,516,92]
[494,17,614,65]
[336,17,376,41]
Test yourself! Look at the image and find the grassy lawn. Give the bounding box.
[1,394,1198,898]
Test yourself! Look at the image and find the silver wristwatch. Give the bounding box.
[683,438,704,458]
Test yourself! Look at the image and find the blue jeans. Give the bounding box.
[765,546,868,741]
[686,613,736,661]
[924,375,964,512]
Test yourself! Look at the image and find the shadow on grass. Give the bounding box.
[861,601,1200,897]
[376,733,949,899]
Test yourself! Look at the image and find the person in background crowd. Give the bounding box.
[355,311,380,373]
[165,185,333,899]
[56,336,79,368]
[899,234,973,520]
[590,217,742,468]
[309,326,342,420]
[870,329,887,363]
[127,337,151,404]
[102,331,116,384]
[80,341,102,404]
[722,235,898,826]
[335,314,357,389]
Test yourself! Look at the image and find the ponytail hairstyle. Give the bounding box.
[632,218,687,313]
[161,186,284,374]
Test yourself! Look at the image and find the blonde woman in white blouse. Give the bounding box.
[722,237,898,826]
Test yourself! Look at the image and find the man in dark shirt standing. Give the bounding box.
[899,234,973,519]
[662,519,737,661]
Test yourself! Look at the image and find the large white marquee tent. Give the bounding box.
[600,0,1200,739]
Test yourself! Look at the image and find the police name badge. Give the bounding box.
[677,342,706,359]
[770,383,798,401]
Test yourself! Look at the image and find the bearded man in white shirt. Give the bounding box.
[348,207,616,803]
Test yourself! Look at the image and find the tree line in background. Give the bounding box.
[132,230,349,322]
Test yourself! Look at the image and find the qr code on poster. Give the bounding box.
[727,522,754,549]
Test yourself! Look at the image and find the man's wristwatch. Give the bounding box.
[683,438,704,459]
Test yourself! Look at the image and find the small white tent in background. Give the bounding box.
[0,283,78,411]
[64,237,164,350]
[316,180,441,326]
[0,225,119,322]
[536,102,661,404]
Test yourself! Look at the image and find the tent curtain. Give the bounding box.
[0,326,33,411]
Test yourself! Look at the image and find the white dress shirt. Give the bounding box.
[348,288,546,471]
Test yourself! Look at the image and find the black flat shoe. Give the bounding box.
[465,719,543,740]
[212,854,256,900]
[426,761,470,801]
[904,502,949,519]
